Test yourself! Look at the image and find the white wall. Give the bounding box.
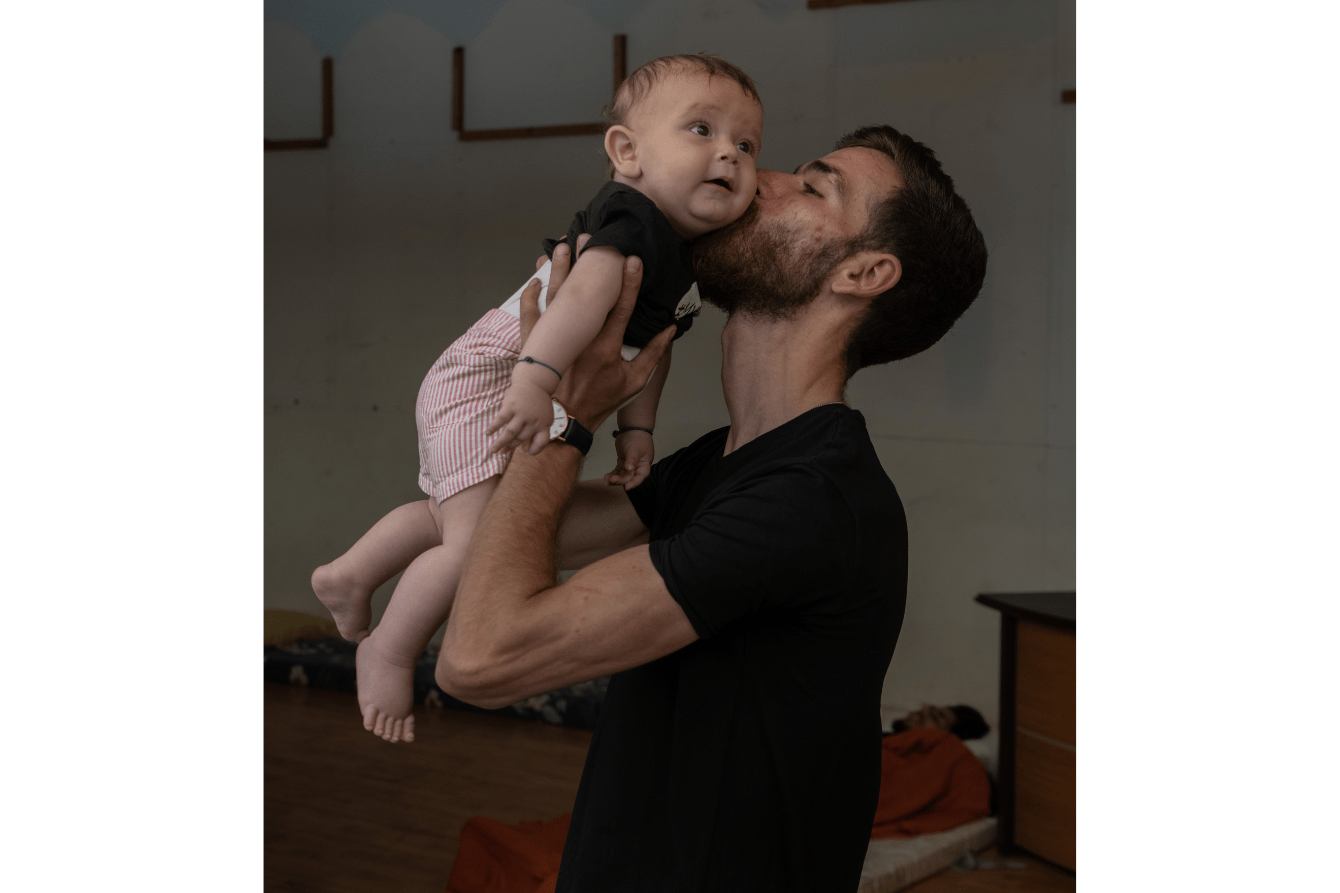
[264,0,1075,725]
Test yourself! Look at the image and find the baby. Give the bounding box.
[311,54,763,743]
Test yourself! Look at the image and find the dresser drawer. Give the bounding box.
[1015,729,1076,870]
[976,591,1076,873]
[1015,620,1075,746]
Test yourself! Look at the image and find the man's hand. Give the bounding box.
[514,236,675,434]
[606,429,654,490]
[519,237,584,341]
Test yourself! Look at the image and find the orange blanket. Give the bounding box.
[870,727,991,838]
[444,814,569,893]
[445,728,990,891]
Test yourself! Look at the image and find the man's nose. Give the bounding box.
[754,169,785,198]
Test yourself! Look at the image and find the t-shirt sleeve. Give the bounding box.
[646,468,856,639]
[580,192,666,272]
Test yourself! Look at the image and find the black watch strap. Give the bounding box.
[556,417,594,456]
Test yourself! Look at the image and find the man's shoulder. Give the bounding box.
[754,406,895,487]
[644,408,900,512]
[759,408,904,535]
[692,407,901,528]
[655,424,731,469]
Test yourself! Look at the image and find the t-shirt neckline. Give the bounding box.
[720,402,851,461]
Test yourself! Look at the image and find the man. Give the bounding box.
[892,704,991,740]
[437,125,987,891]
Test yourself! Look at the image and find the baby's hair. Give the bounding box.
[606,54,760,128]
[602,54,761,176]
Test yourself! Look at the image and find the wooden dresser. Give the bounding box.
[975,591,1075,872]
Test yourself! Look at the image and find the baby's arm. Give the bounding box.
[488,245,627,454]
[605,341,673,490]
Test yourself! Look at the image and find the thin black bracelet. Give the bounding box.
[515,356,561,381]
[613,426,654,438]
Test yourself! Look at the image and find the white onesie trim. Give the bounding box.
[497,259,643,360]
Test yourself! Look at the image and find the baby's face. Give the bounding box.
[622,70,763,240]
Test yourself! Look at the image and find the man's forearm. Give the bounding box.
[440,444,583,676]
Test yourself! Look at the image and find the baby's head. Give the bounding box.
[603,55,763,240]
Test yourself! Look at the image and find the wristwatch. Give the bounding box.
[548,399,593,455]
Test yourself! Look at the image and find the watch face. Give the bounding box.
[549,400,569,440]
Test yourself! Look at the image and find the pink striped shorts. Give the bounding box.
[416,308,523,503]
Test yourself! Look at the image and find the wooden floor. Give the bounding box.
[265,683,1074,892]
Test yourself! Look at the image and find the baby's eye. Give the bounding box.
[736,140,754,154]
[690,122,710,137]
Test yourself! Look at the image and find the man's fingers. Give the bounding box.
[546,242,571,306]
[612,256,643,327]
[587,255,643,352]
[544,235,591,311]
[518,277,542,343]
[535,254,547,271]
[627,324,674,385]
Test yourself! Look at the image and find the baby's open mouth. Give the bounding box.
[707,178,732,191]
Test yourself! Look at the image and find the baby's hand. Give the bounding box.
[604,429,654,490]
[487,378,556,455]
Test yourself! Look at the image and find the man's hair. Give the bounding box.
[602,54,760,176]
[837,125,988,377]
[948,705,990,741]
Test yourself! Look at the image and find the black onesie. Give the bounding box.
[555,404,909,893]
[542,181,699,349]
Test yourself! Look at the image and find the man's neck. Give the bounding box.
[719,304,851,455]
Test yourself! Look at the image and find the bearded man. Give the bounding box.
[437,125,988,892]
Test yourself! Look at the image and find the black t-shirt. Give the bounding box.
[555,405,908,893]
[542,181,699,349]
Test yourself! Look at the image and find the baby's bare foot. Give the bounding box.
[356,633,417,743]
[312,563,372,642]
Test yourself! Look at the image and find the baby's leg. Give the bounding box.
[356,477,499,743]
[312,501,443,642]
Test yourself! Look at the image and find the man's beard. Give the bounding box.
[692,201,851,320]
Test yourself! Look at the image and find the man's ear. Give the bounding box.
[831,251,901,300]
[604,125,641,179]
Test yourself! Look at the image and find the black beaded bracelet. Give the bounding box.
[515,356,562,381]
[613,426,654,438]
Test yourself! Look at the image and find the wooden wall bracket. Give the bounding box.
[452,35,626,141]
[265,57,334,151]
[807,0,920,9]
[1061,89,1075,104]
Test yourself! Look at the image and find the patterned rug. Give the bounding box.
[264,637,608,730]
